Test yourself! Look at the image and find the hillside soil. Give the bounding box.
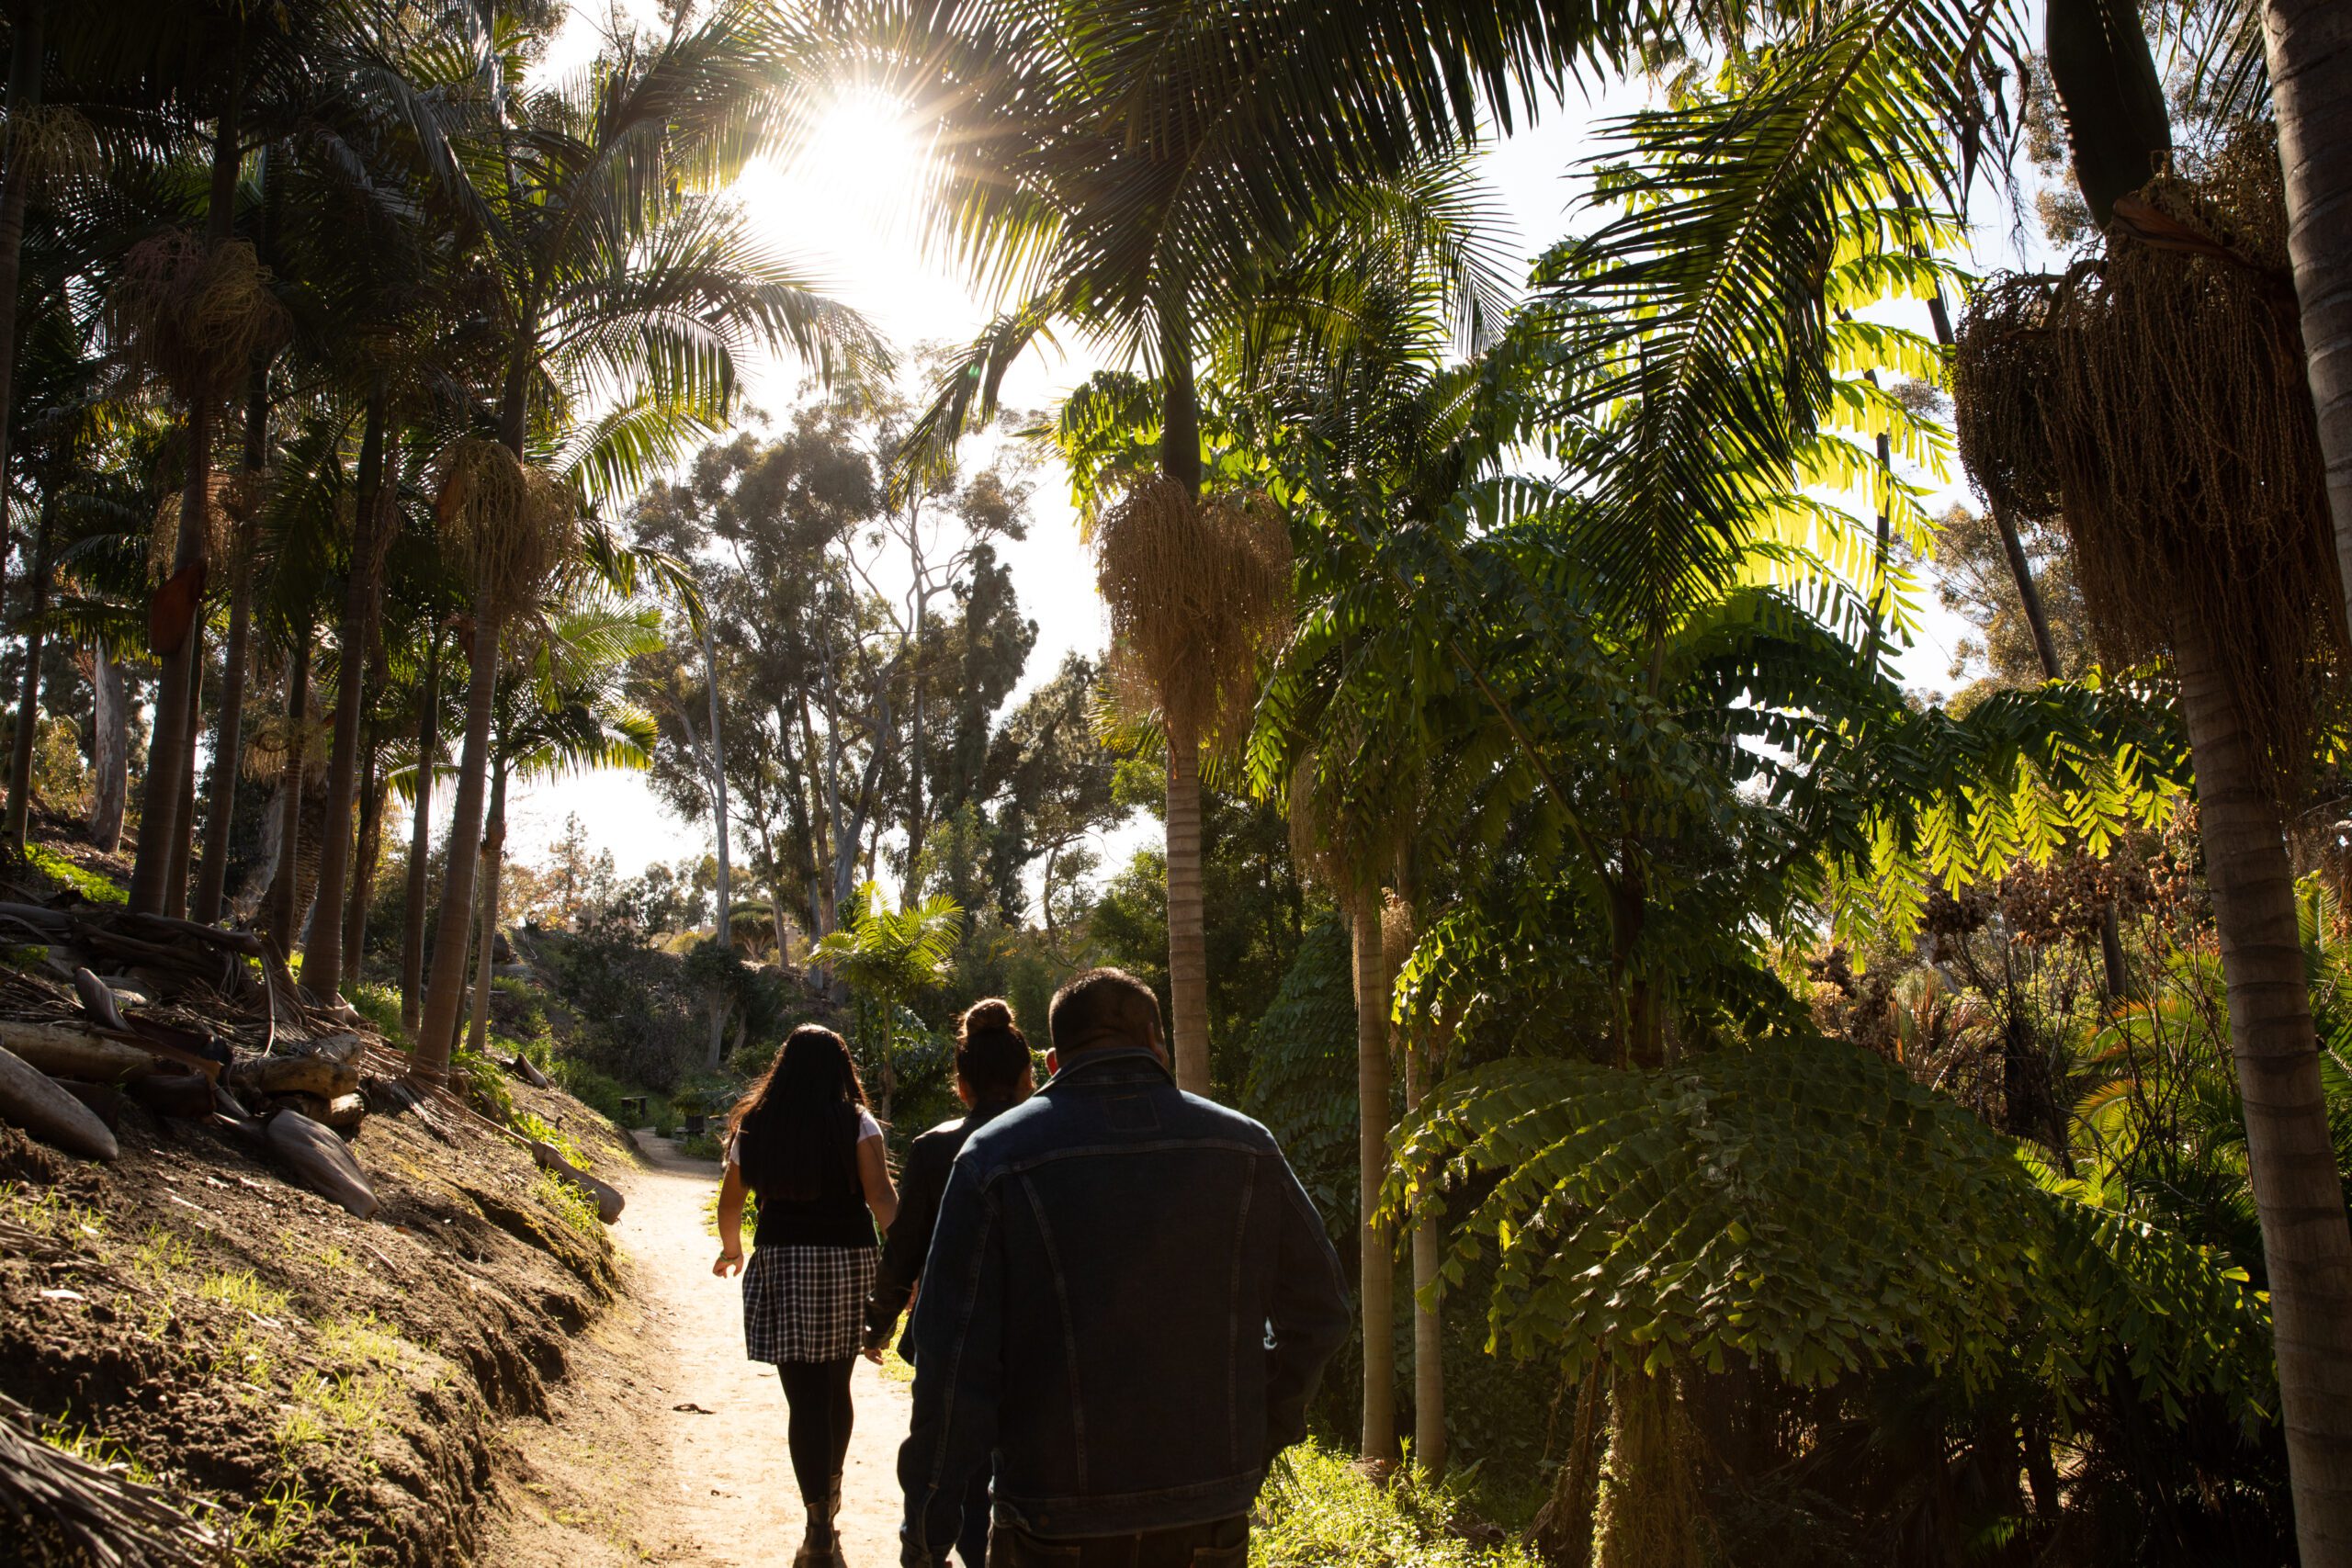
[483,1134,914,1565]
[0,1065,630,1566]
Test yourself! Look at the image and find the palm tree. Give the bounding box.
[463,599,661,1059]
[406,6,878,1083]
[812,880,963,1120]
[851,0,1630,1093]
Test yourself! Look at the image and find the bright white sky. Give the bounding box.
[497,6,2043,890]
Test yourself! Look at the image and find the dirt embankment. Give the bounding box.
[0,1065,634,1567]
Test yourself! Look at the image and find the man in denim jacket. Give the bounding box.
[897,968,1351,1568]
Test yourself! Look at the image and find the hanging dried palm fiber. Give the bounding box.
[1951,125,2336,802]
[435,436,577,617]
[105,233,288,403]
[1093,476,1292,754]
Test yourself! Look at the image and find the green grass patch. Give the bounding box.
[514,1110,591,1170]
[198,1269,291,1320]
[532,1170,603,1237]
[25,843,125,905]
[1251,1441,1541,1568]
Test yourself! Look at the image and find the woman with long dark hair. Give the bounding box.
[714,1024,898,1566]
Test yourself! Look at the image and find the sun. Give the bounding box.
[799,87,929,223]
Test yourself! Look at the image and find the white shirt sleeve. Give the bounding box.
[855,1107,883,1143]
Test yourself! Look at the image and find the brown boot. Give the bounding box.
[825,1475,847,1566]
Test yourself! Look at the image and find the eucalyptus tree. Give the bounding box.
[406,5,879,1082]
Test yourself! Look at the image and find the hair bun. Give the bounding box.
[961,998,1015,1038]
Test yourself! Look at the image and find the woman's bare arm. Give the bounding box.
[858,1136,899,1232]
[712,1163,747,1277]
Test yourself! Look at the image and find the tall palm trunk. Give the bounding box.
[1157,281,1215,1097]
[130,36,244,914]
[0,1,48,698]
[2176,612,2352,1560]
[1406,1016,1445,1477]
[303,386,389,999]
[342,722,380,988]
[1352,883,1396,1459]
[465,767,508,1059]
[266,633,310,946]
[163,632,203,917]
[5,494,52,852]
[412,583,500,1081]
[413,353,529,1080]
[2266,0,2352,671]
[400,627,441,1032]
[1165,723,1211,1095]
[193,373,266,924]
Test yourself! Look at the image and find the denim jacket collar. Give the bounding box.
[1044,1045,1173,1091]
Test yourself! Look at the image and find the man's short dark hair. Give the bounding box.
[1048,968,1162,1056]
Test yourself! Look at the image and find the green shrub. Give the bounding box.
[449,1048,514,1124]
[675,1131,723,1161]
[1252,1441,1538,1568]
[348,983,407,1046]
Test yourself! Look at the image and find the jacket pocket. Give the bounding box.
[988,1533,1083,1568]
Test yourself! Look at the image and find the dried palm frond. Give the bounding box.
[1093,477,1292,756]
[1951,123,2335,800]
[105,233,288,401]
[0,1391,220,1567]
[0,105,98,186]
[146,477,241,584]
[434,438,580,618]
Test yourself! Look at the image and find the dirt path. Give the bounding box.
[486,1135,914,1566]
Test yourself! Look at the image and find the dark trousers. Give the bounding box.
[987,1517,1247,1568]
[955,1465,990,1568]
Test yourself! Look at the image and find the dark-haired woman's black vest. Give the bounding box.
[744,1103,877,1250]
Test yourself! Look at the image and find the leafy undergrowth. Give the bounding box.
[1251,1442,1540,1568]
[23,841,127,906]
[0,1066,637,1566]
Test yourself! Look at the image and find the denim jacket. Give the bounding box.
[896,1046,1351,1562]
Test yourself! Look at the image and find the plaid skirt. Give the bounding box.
[741,1244,878,1364]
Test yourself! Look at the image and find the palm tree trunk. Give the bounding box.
[342,723,379,989]
[265,633,310,947]
[192,375,266,924]
[400,627,441,1032]
[5,494,52,852]
[192,542,252,924]
[1165,724,1211,1095]
[412,590,500,1082]
[2266,0,2352,685]
[130,38,243,914]
[162,631,203,918]
[1352,883,1396,1460]
[302,383,389,1000]
[0,2,47,697]
[85,650,125,852]
[2176,610,2352,1559]
[1407,1029,1445,1477]
[465,768,507,1060]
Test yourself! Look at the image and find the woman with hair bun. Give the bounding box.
[862,998,1035,1567]
[713,1023,899,1566]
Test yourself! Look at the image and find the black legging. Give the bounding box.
[778,1357,857,1515]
